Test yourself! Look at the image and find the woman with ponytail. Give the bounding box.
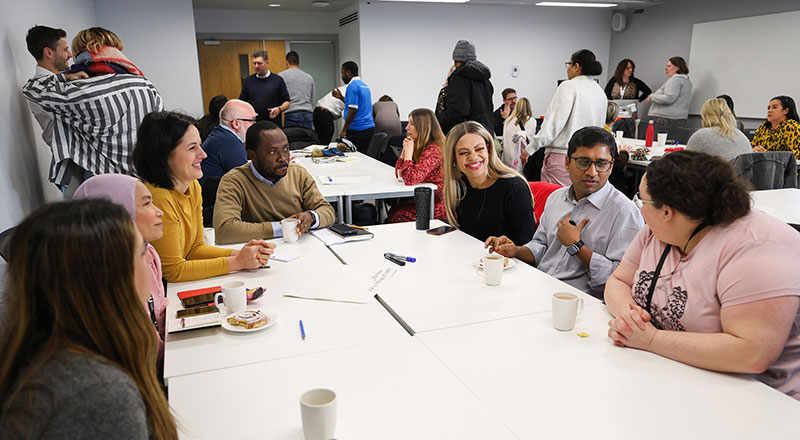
[605,150,800,400]
[0,199,178,438]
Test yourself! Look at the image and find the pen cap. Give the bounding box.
[414,187,432,230]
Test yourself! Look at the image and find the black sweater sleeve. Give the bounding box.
[604,78,616,100]
[504,177,536,246]
[634,77,652,102]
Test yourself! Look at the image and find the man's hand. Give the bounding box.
[64,71,89,81]
[332,88,344,101]
[520,149,529,165]
[289,211,315,236]
[340,128,347,139]
[268,107,280,119]
[500,103,511,119]
[484,235,518,258]
[556,213,589,247]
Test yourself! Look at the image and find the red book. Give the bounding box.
[178,286,221,308]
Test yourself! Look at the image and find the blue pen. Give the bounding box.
[299,320,306,340]
[327,176,333,182]
[387,252,416,262]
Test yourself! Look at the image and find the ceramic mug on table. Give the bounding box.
[552,292,584,331]
[482,254,505,286]
[281,218,299,243]
[214,281,247,314]
[300,388,337,440]
[203,227,215,246]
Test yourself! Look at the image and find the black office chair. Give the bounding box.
[366,132,388,160]
[664,127,694,145]
[283,127,320,151]
[730,151,798,190]
[201,177,222,227]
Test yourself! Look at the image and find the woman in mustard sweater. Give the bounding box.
[133,111,273,282]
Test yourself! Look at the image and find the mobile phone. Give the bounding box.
[176,305,219,318]
[427,225,456,236]
[329,223,358,236]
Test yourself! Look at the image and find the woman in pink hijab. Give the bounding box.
[74,174,167,373]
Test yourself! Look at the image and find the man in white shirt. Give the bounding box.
[313,86,346,145]
[487,127,644,299]
[25,25,72,147]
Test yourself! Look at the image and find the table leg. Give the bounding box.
[344,196,353,224]
[336,196,344,223]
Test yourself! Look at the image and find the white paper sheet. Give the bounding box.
[283,266,397,304]
[318,175,371,185]
[270,249,299,263]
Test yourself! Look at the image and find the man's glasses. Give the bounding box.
[569,157,613,173]
[565,62,575,67]
[235,116,258,123]
[633,192,656,209]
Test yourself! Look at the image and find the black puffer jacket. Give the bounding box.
[436,60,494,135]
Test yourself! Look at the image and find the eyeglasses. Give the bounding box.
[565,62,575,67]
[633,192,656,209]
[569,156,613,173]
[234,116,258,123]
[265,146,290,156]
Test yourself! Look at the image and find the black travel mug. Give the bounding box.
[415,187,432,230]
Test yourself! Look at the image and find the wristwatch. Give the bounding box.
[567,239,585,256]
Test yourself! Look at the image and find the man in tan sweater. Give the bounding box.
[213,121,335,244]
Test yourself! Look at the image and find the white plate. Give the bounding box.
[220,310,278,333]
[477,257,516,271]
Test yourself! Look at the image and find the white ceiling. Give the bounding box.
[192,0,662,13]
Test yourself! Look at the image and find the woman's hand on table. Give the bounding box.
[608,303,656,349]
[484,235,518,258]
[229,240,275,271]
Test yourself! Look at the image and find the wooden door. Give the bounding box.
[196,40,287,114]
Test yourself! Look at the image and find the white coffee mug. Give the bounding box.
[482,254,505,286]
[657,132,667,146]
[215,281,247,314]
[552,292,584,331]
[281,218,299,243]
[615,130,624,142]
[203,227,215,246]
[300,388,337,440]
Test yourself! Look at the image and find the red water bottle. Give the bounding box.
[645,120,655,147]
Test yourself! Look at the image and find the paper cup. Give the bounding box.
[300,388,337,440]
[281,218,299,243]
[657,132,667,146]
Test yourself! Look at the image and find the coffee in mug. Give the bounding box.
[551,292,584,331]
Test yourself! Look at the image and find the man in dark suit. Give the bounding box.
[200,99,257,184]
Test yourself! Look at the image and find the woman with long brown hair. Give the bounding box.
[0,199,178,438]
[387,108,448,223]
[604,58,651,102]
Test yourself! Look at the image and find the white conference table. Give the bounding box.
[619,137,670,168]
[163,234,408,384]
[168,337,517,440]
[328,220,600,334]
[293,149,436,223]
[750,188,800,224]
[417,303,800,439]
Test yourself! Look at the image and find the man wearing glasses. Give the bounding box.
[492,88,517,137]
[486,127,643,299]
[200,99,258,185]
[213,121,335,244]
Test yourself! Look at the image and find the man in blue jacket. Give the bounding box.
[200,99,257,184]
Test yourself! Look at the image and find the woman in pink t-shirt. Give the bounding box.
[605,151,800,399]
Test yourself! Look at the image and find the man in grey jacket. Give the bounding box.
[279,51,316,129]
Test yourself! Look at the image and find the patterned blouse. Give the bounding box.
[387,143,447,223]
[751,119,800,160]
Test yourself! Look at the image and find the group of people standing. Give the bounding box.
[3,25,800,439]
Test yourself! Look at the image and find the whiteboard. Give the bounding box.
[688,10,800,119]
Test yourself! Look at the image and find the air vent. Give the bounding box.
[339,11,358,27]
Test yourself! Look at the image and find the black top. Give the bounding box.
[492,106,505,136]
[603,76,652,102]
[456,176,535,245]
[436,60,494,134]
[239,73,291,126]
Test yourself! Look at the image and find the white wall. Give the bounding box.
[337,3,361,70]
[0,0,97,230]
[358,2,611,119]
[193,8,338,35]
[609,0,800,124]
[96,0,204,116]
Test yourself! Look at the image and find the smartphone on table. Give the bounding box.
[427,225,456,236]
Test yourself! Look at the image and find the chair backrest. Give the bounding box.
[730,151,798,190]
[664,126,694,145]
[0,227,16,262]
[528,181,563,226]
[282,127,320,151]
[201,176,222,227]
[366,132,388,159]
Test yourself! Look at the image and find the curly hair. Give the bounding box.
[645,150,750,225]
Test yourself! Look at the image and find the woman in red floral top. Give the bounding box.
[388,108,448,222]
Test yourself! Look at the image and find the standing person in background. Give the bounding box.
[334,61,375,152]
[524,49,606,186]
[751,95,800,160]
[373,95,403,139]
[502,97,533,173]
[646,56,692,129]
[24,25,71,148]
[716,94,745,132]
[313,86,346,145]
[436,40,494,134]
[240,50,290,127]
[197,95,228,142]
[493,88,517,137]
[279,51,315,129]
[604,59,651,102]
[0,199,178,439]
[388,108,447,223]
[686,98,752,162]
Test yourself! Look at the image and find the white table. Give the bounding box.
[294,150,436,223]
[168,337,517,440]
[163,234,408,383]
[619,137,670,168]
[750,188,800,224]
[417,303,800,439]
[328,220,600,334]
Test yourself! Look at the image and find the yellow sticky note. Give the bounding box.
[577,332,589,338]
